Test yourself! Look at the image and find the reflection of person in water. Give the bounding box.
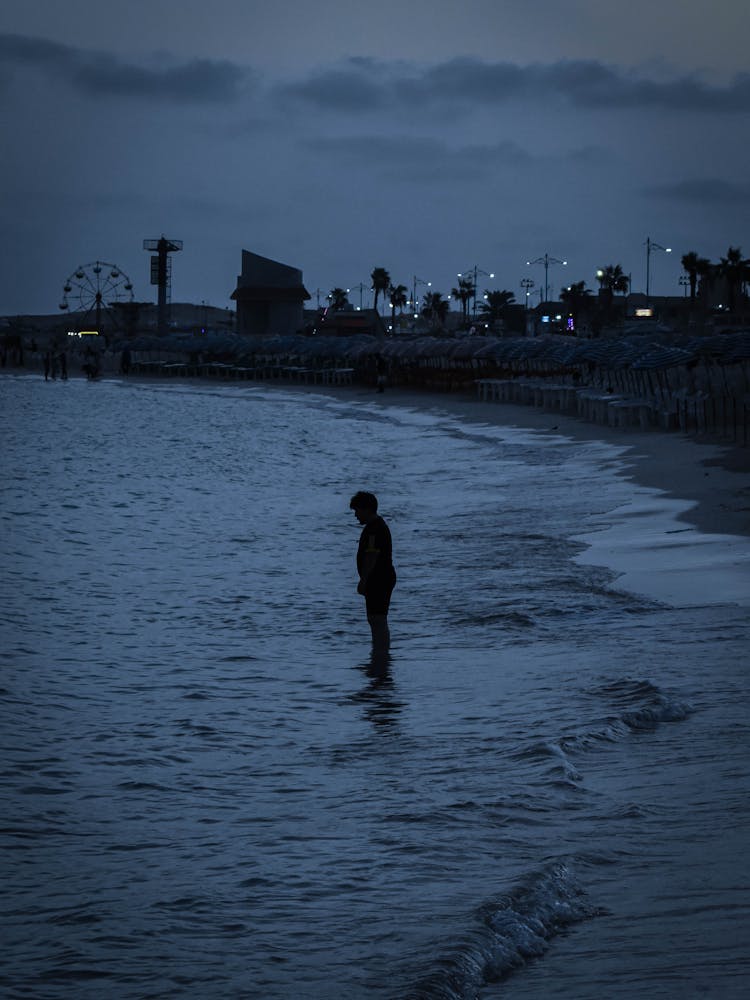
[349,491,397,651]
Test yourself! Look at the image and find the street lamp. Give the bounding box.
[411,275,431,318]
[679,274,690,297]
[645,237,671,298]
[348,282,369,310]
[457,265,494,320]
[526,254,566,303]
[520,278,535,310]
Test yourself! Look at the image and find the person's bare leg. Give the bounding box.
[368,614,390,651]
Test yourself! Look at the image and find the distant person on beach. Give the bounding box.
[350,491,397,651]
[43,351,50,381]
[375,355,388,393]
[59,351,67,380]
[83,346,100,379]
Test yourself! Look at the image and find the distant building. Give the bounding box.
[231,250,310,336]
[314,308,386,338]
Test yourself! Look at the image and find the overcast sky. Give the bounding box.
[2,0,749,316]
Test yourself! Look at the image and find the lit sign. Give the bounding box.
[67,330,100,338]
[634,308,654,318]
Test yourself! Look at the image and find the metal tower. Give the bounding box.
[143,236,183,336]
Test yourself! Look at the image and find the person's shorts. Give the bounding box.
[365,573,396,616]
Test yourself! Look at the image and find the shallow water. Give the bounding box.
[1,374,749,999]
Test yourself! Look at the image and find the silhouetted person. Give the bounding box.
[120,346,131,375]
[350,491,397,651]
[375,355,388,393]
[43,351,50,381]
[59,351,67,380]
[83,346,100,379]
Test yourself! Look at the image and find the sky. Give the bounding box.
[1,0,749,317]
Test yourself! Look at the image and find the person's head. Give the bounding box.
[350,491,378,524]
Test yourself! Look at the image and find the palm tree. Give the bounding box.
[478,289,516,327]
[388,283,408,331]
[596,264,629,300]
[421,291,449,330]
[327,287,350,311]
[560,281,592,333]
[681,251,710,302]
[451,277,475,326]
[718,246,749,313]
[370,267,391,315]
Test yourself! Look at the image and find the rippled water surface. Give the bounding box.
[1,374,749,999]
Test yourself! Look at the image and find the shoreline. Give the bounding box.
[270,379,750,541]
[4,369,750,544]
[310,382,750,606]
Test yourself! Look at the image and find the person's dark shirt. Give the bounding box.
[357,516,396,589]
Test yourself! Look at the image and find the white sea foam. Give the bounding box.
[574,494,750,607]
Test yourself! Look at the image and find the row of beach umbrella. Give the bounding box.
[116,329,750,373]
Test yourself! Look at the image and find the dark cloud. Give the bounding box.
[645,178,750,204]
[307,134,444,162]
[0,32,248,103]
[304,134,533,182]
[277,67,386,111]
[278,55,750,114]
[71,58,245,102]
[303,133,605,184]
[5,33,748,114]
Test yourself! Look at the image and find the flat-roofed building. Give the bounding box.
[231,250,310,336]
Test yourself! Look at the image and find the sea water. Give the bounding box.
[1,373,748,999]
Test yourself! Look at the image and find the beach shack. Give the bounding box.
[231,250,311,337]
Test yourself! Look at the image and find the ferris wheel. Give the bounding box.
[59,260,135,332]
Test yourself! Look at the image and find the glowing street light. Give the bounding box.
[520,277,535,310]
[645,237,671,298]
[411,275,431,317]
[458,265,494,319]
[526,254,566,303]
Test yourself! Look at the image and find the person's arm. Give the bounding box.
[357,529,381,592]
